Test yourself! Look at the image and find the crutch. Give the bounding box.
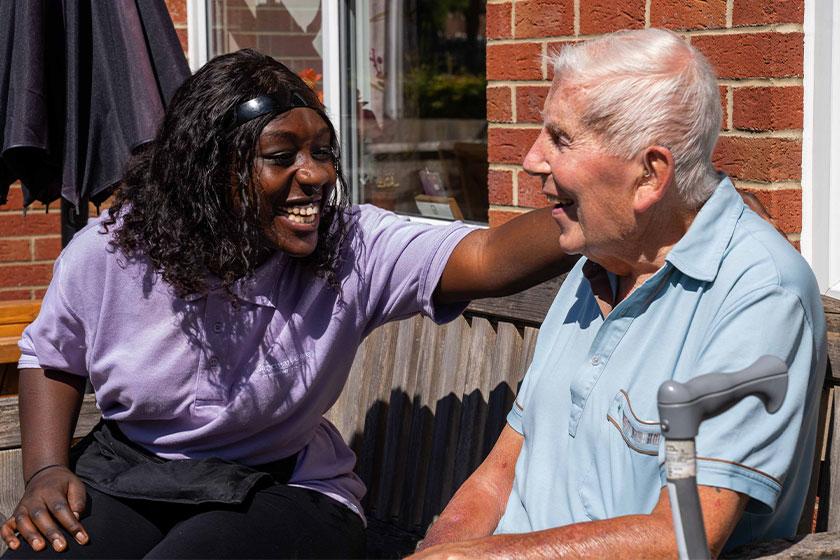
[657,355,788,560]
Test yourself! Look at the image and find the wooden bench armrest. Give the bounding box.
[723,530,840,558]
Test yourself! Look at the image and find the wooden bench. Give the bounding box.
[0,285,838,558]
[0,301,41,396]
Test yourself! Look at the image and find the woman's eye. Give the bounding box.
[266,153,295,165]
[313,147,334,160]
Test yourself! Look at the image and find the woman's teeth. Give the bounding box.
[277,203,318,224]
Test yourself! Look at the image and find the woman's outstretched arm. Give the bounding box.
[436,207,577,303]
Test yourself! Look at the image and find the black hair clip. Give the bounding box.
[229,91,314,130]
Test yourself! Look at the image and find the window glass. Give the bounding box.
[209,0,324,97]
[344,2,488,222]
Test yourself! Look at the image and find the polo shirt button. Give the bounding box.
[213,322,223,333]
[591,356,600,366]
[208,357,219,367]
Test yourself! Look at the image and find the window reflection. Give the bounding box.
[210,1,324,88]
[347,1,488,222]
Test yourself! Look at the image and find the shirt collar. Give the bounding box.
[665,175,744,283]
[183,251,286,308]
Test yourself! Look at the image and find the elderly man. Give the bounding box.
[412,28,827,559]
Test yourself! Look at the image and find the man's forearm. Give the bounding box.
[419,481,507,550]
[419,425,523,552]
[416,512,678,560]
[412,486,746,560]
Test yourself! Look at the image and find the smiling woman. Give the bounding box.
[101,50,352,297]
[254,109,336,257]
[1,48,573,559]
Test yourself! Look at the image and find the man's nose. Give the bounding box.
[522,130,552,177]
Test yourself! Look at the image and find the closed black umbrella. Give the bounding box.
[0,0,190,244]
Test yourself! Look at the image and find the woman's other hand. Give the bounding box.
[1,465,88,552]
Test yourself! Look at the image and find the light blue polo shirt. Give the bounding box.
[495,177,827,550]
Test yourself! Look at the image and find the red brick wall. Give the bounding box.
[0,190,62,301]
[485,0,805,251]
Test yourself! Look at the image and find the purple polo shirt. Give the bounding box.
[18,204,473,518]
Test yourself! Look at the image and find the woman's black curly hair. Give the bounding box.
[104,49,350,297]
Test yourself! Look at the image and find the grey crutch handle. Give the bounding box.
[658,355,788,440]
[657,355,788,560]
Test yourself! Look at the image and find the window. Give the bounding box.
[341,2,488,223]
[192,1,489,224]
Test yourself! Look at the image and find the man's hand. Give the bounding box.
[1,465,89,552]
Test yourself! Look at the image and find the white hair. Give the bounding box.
[549,28,722,208]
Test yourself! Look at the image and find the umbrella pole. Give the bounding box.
[60,196,89,248]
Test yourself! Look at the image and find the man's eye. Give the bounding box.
[550,133,569,150]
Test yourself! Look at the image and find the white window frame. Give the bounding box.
[803,0,840,297]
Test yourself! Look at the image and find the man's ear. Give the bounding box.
[634,146,674,213]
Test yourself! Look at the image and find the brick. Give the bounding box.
[487,43,543,81]
[165,0,187,25]
[488,170,514,206]
[650,0,726,30]
[488,128,541,164]
[580,0,645,35]
[175,28,189,55]
[34,237,62,261]
[692,33,804,79]
[514,0,574,38]
[34,288,48,299]
[0,239,30,262]
[0,263,53,288]
[0,213,60,237]
[516,85,550,123]
[733,87,804,131]
[487,87,513,123]
[0,185,50,211]
[489,209,527,228]
[486,2,513,39]
[720,86,728,130]
[733,0,804,26]
[736,186,802,234]
[713,136,802,182]
[0,185,22,209]
[0,289,32,301]
[517,171,552,208]
[546,40,581,80]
